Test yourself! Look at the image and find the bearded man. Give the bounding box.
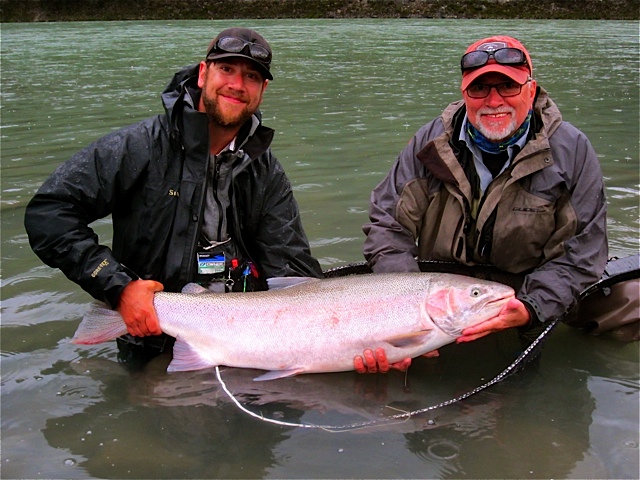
[358,36,607,373]
[25,28,322,363]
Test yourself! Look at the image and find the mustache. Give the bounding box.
[218,88,248,103]
[477,106,515,116]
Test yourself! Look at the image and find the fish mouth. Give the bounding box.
[482,294,515,314]
[430,293,516,338]
[486,294,515,308]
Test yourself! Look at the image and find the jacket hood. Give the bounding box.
[533,87,563,137]
[161,64,200,127]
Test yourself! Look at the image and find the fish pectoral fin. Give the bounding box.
[385,329,433,348]
[181,283,211,294]
[253,368,306,381]
[167,339,218,373]
[266,276,320,290]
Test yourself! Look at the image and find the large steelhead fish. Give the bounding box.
[71,273,515,380]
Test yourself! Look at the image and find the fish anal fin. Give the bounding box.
[167,339,218,373]
[253,368,305,381]
[385,329,433,348]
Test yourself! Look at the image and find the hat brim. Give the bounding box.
[461,64,529,91]
[206,52,273,80]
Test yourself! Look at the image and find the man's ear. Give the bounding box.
[527,78,537,104]
[197,61,209,89]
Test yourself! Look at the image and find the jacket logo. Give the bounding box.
[168,189,180,197]
[91,259,109,278]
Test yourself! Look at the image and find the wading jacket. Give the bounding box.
[363,88,608,324]
[25,64,322,310]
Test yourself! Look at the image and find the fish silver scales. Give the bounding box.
[158,274,436,372]
[72,272,515,380]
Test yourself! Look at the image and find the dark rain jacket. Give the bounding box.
[24,64,322,310]
[363,88,608,324]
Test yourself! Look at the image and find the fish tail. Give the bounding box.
[71,302,128,345]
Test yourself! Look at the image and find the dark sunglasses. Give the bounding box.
[466,80,531,99]
[461,47,527,72]
[212,36,271,62]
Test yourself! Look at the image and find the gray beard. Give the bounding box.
[473,109,518,141]
[476,119,518,141]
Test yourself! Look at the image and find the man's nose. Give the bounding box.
[484,86,504,106]
[227,72,246,90]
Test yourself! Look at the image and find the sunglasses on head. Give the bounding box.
[211,36,271,62]
[461,47,527,72]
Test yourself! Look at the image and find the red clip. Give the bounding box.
[231,258,239,269]
[249,262,259,278]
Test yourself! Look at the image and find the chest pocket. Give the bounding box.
[491,187,572,273]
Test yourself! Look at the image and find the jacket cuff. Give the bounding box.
[519,294,544,328]
[369,253,420,273]
[101,265,138,310]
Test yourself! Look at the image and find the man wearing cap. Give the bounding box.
[358,36,607,373]
[25,28,323,361]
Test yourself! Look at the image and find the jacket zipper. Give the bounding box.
[211,155,225,242]
[185,148,210,282]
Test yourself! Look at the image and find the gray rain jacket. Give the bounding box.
[25,64,322,310]
[363,88,608,324]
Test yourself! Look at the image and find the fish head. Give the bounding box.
[423,275,515,337]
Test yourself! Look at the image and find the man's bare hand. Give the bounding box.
[354,348,412,373]
[457,297,530,343]
[117,280,164,337]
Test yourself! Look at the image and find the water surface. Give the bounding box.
[1,19,638,479]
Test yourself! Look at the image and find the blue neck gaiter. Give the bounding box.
[467,110,532,154]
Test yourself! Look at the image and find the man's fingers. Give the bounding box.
[118,279,165,337]
[126,320,146,337]
[146,315,162,336]
[422,350,440,358]
[390,358,412,372]
[456,331,491,343]
[354,349,412,374]
[374,348,390,373]
[363,349,377,373]
[354,356,366,373]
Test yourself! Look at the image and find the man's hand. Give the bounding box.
[353,348,413,374]
[457,297,530,343]
[117,280,164,337]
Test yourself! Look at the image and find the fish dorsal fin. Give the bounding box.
[167,339,218,373]
[385,329,433,348]
[267,276,320,290]
[181,282,210,294]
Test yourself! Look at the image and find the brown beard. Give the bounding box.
[201,90,254,129]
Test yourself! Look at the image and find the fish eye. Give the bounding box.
[470,288,481,297]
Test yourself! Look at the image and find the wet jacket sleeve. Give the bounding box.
[518,122,608,323]
[250,154,323,279]
[24,122,155,308]
[363,121,442,273]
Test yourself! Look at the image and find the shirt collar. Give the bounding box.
[459,114,530,195]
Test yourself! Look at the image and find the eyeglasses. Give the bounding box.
[466,80,530,99]
[461,47,528,72]
[211,36,271,62]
